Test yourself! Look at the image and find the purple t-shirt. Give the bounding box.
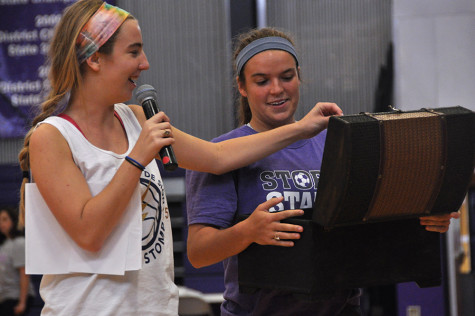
[186,125,359,316]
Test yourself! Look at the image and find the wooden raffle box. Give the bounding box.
[238,106,475,299]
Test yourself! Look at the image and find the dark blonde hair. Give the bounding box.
[18,0,134,225]
[233,27,299,125]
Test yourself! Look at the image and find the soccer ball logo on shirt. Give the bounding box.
[294,171,312,189]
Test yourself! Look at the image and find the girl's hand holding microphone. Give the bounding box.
[129,111,175,168]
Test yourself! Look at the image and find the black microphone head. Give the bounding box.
[135,84,157,105]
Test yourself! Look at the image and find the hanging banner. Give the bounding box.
[0,0,115,138]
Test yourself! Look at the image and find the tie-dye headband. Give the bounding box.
[76,2,130,64]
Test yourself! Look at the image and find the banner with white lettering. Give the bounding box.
[0,0,115,138]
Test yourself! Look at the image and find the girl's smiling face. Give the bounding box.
[99,19,150,103]
[238,49,300,132]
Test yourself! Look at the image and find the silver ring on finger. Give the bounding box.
[274,233,280,241]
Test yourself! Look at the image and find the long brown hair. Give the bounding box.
[18,0,133,225]
[232,27,299,125]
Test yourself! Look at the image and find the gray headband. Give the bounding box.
[235,36,299,75]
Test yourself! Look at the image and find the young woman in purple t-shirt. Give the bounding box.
[186,28,459,316]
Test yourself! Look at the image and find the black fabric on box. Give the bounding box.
[238,210,441,300]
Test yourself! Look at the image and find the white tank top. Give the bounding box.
[37,103,178,315]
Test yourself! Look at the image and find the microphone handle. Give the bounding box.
[142,99,178,171]
[159,146,178,171]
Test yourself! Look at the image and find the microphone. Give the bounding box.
[134,84,178,171]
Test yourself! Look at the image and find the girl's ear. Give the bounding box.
[237,76,247,98]
[85,52,101,71]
